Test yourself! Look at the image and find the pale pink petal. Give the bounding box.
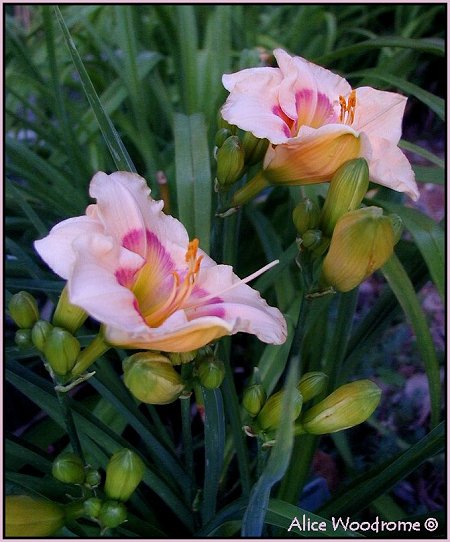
[353,87,407,144]
[361,134,419,200]
[68,233,147,332]
[34,216,103,279]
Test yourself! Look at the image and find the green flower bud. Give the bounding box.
[320,158,369,236]
[301,379,382,435]
[83,497,103,519]
[389,213,403,244]
[292,198,321,235]
[321,206,395,292]
[216,135,245,189]
[242,384,267,417]
[15,329,32,348]
[241,131,269,165]
[297,372,328,402]
[302,229,323,250]
[85,467,101,489]
[215,128,233,148]
[256,389,303,432]
[123,352,185,405]
[52,451,85,485]
[104,448,145,502]
[168,350,197,366]
[196,355,225,389]
[98,501,127,530]
[5,495,65,537]
[52,286,87,334]
[31,320,53,351]
[44,327,81,376]
[8,291,39,329]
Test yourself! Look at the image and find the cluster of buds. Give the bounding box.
[292,158,403,293]
[214,114,269,191]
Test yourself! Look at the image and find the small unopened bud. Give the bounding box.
[301,379,382,435]
[242,384,267,417]
[44,327,80,376]
[123,352,185,405]
[302,229,323,250]
[215,128,233,148]
[320,158,369,236]
[8,291,39,329]
[293,198,321,235]
[196,355,225,389]
[297,372,328,402]
[15,329,32,348]
[83,497,102,519]
[256,389,303,432]
[241,131,269,165]
[5,495,65,537]
[168,350,197,366]
[98,501,127,530]
[389,214,403,244]
[52,286,87,334]
[104,448,145,502]
[321,207,395,292]
[85,467,101,489]
[31,320,52,351]
[216,135,245,189]
[52,452,85,485]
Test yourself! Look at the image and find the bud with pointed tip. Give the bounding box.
[241,131,269,165]
[297,372,328,402]
[123,352,185,405]
[215,128,233,148]
[301,379,382,434]
[52,451,85,485]
[44,327,80,376]
[104,448,145,502]
[8,291,39,329]
[256,389,303,432]
[196,355,225,389]
[15,329,32,348]
[52,286,87,334]
[98,501,127,530]
[293,198,321,235]
[31,320,52,351]
[216,135,246,189]
[242,384,267,417]
[5,495,65,537]
[320,158,369,236]
[321,206,395,292]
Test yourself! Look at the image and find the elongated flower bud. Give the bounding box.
[52,451,85,485]
[104,448,145,502]
[320,158,369,236]
[31,320,53,351]
[98,501,127,529]
[196,355,225,389]
[321,206,395,292]
[297,372,328,402]
[216,135,245,188]
[301,379,382,434]
[44,327,80,376]
[241,131,269,165]
[256,389,303,432]
[292,198,321,235]
[242,384,267,417]
[8,291,39,329]
[123,352,185,405]
[5,495,65,537]
[52,286,87,334]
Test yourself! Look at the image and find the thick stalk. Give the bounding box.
[180,366,195,503]
[231,171,270,208]
[71,333,110,376]
[55,386,85,462]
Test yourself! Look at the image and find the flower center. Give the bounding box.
[339,90,357,125]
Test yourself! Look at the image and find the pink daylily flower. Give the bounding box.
[34,172,287,352]
[221,48,419,200]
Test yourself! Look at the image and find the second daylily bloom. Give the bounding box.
[221,48,419,201]
[34,172,287,352]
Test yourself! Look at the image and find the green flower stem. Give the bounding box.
[55,384,85,463]
[180,366,195,504]
[231,171,270,208]
[71,333,110,377]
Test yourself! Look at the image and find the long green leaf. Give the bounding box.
[381,254,441,427]
[399,140,444,169]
